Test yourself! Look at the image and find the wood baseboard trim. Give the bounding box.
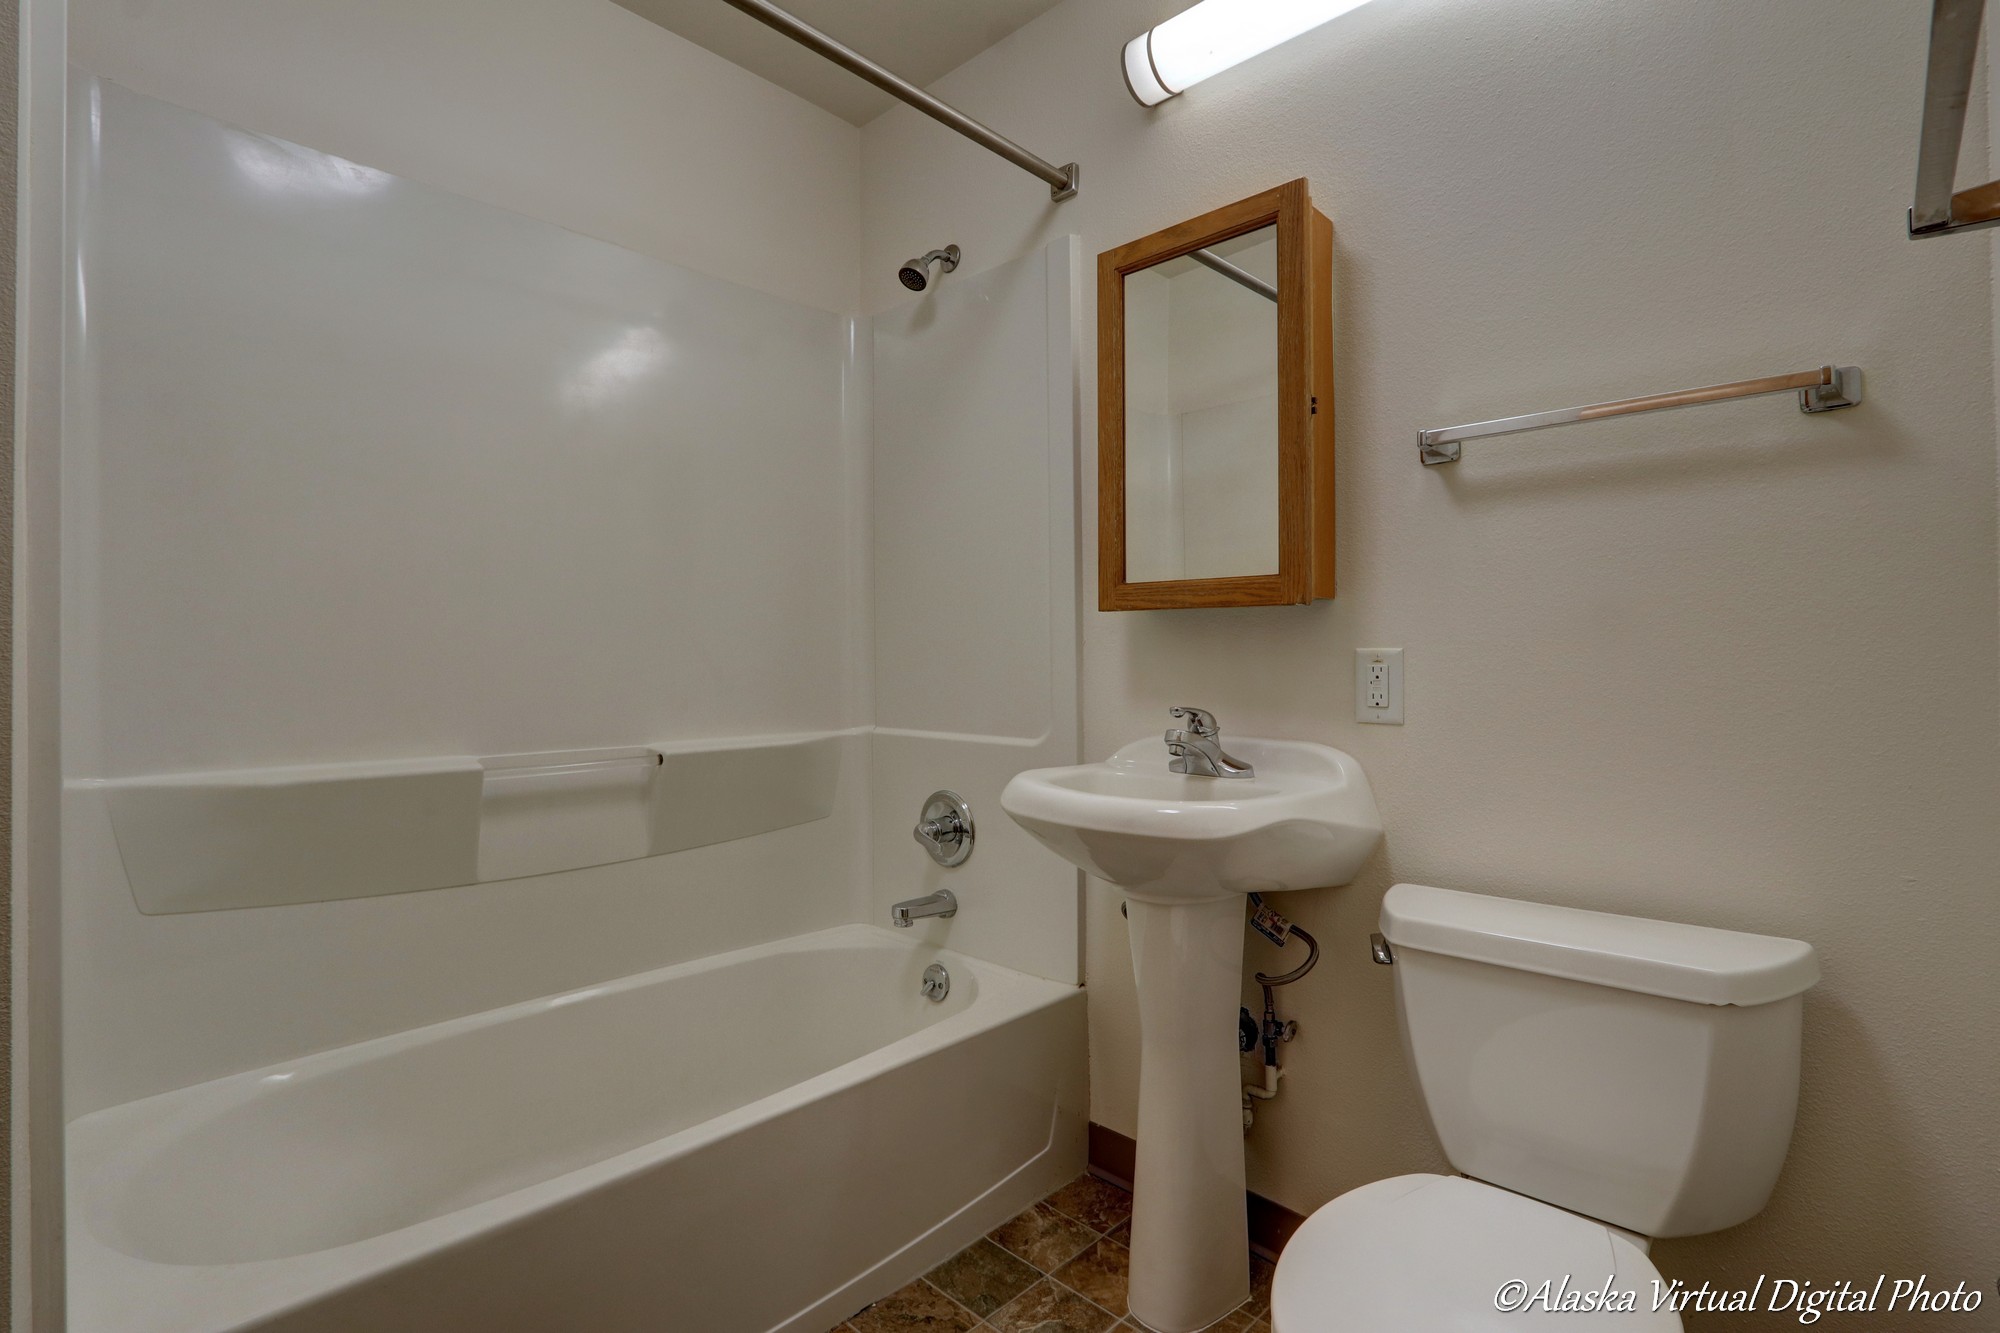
[1085,1122,1138,1188]
[1086,1122,1307,1262]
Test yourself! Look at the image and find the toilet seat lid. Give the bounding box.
[1270,1175,1680,1332]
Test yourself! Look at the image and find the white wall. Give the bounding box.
[60,1,874,1111]
[861,0,2000,1312]
[68,0,861,314]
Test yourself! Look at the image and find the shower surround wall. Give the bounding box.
[61,75,874,1113]
[60,70,1084,1333]
[859,0,2000,1318]
[69,0,861,313]
[45,0,1088,1322]
[870,241,1083,984]
[61,0,882,1116]
[62,0,1080,1150]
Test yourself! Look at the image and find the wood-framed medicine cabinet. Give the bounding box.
[1097,178,1334,610]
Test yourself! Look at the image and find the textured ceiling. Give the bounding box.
[613,0,1072,124]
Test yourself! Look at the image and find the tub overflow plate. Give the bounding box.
[921,963,951,1002]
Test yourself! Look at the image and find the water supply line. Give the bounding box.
[1117,894,1321,1128]
[1241,894,1318,1130]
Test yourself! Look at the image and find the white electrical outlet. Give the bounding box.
[1356,648,1404,724]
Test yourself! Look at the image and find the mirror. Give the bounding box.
[1098,180,1333,610]
[1122,225,1280,583]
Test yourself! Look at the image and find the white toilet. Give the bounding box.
[1272,883,1819,1332]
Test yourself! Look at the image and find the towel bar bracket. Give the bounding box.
[1908,205,2000,240]
[1799,365,1863,415]
[1419,437,1463,466]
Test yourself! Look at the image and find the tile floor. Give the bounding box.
[829,1173,1273,1333]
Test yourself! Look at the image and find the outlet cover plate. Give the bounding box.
[1356,648,1404,725]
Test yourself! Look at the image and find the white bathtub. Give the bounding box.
[67,925,1087,1332]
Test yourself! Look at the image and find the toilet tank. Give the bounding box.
[1379,884,1819,1238]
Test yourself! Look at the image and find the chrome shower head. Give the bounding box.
[897,244,960,292]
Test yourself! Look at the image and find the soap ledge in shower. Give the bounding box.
[76,729,857,914]
[86,758,486,916]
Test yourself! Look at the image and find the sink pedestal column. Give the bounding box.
[1124,895,1249,1333]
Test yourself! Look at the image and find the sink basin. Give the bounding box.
[1001,737,1383,903]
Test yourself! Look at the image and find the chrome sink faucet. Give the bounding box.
[1164,706,1255,779]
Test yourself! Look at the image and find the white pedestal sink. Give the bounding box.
[1002,736,1382,1333]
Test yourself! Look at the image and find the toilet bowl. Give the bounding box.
[1271,1175,1677,1331]
[1270,884,1818,1332]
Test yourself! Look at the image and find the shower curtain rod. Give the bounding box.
[720,0,1079,201]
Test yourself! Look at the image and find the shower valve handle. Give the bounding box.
[912,790,974,867]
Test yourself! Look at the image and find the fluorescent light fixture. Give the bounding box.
[1123,0,1377,105]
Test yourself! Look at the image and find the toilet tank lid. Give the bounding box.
[1380,884,1819,1006]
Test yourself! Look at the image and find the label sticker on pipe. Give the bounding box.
[1249,895,1293,946]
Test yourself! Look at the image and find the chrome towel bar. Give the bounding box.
[1417,365,1862,466]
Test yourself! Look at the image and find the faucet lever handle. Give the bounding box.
[1168,706,1219,736]
[911,790,974,867]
